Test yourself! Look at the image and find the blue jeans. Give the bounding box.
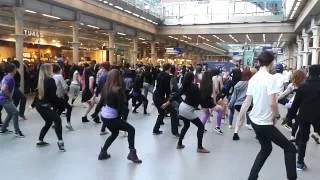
[1,100,20,132]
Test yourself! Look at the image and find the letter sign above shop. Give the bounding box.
[23,29,42,38]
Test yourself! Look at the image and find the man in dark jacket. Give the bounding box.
[152,64,179,137]
[12,60,27,120]
[287,64,320,171]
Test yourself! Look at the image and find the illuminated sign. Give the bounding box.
[23,29,42,38]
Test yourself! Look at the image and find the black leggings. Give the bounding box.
[133,94,148,113]
[178,116,204,149]
[56,98,72,123]
[249,122,297,180]
[36,105,63,141]
[101,117,135,151]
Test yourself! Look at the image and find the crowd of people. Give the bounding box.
[0,51,320,179]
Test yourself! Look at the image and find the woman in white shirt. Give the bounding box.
[69,71,81,105]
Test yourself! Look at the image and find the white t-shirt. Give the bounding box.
[247,69,279,125]
[273,73,285,93]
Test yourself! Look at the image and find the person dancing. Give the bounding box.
[165,72,209,153]
[98,69,142,163]
[69,70,81,105]
[238,52,296,180]
[81,65,96,123]
[32,63,65,151]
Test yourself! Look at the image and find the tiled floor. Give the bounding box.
[0,98,319,180]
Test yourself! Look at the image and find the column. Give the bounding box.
[311,18,320,65]
[132,38,138,66]
[302,28,310,67]
[108,32,116,65]
[297,35,303,69]
[14,7,24,92]
[150,41,156,64]
[72,21,80,64]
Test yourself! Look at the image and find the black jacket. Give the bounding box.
[287,78,320,123]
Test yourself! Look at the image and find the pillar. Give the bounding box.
[302,28,310,67]
[297,36,303,69]
[108,32,116,65]
[132,38,138,66]
[72,21,80,64]
[143,47,147,58]
[150,41,156,64]
[14,7,24,92]
[311,18,320,65]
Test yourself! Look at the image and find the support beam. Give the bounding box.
[132,38,138,66]
[108,32,116,65]
[150,41,156,64]
[158,23,294,35]
[297,36,303,69]
[72,21,80,65]
[13,6,24,93]
[311,18,320,65]
[302,28,310,67]
[294,0,320,31]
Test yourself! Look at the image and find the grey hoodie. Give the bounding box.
[229,81,249,108]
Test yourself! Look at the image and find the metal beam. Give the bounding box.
[157,23,295,35]
[47,0,157,34]
[294,0,320,31]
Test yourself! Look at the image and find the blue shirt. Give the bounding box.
[0,74,15,104]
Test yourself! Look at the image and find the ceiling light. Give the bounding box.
[87,25,99,29]
[42,14,61,19]
[278,33,283,42]
[124,10,132,14]
[103,1,108,4]
[229,35,238,43]
[109,3,113,6]
[138,37,145,40]
[115,6,123,10]
[25,10,37,14]
[263,34,266,43]
[117,32,126,36]
[140,16,147,20]
[246,34,252,42]
[168,36,174,38]
[133,13,140,17]
[80,23,84,25]
[52,40,56,43]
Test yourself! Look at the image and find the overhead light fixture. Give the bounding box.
[117,32,126,36]
[25,10,37,14]
[109,3,114,6]
[132,13,140,18]
[138,37,145,40]
[203,43,225,52]
[246,34,252,42]
[103,1,108,4]
[140,16,147,20]
[42,14,61,20]
[212,35,225,42]
[229,34,238,43]
[278,33,283,42]
[80,23,84,25]
[87,24,99,29]
[115,6,123,10]
[263,34,266,43]
[124,10,132,14]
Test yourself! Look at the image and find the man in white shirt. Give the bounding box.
[273,64,285,93]
[238,52,297,180]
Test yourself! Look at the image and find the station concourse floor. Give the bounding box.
[0,97,319,180]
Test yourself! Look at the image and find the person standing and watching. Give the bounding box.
[12,60,27,120]
[238,52,297,180]
[273,64,285,93]
[286,65,320,171]
[0,63,24,137]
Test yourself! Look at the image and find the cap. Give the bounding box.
[275,64,284,73]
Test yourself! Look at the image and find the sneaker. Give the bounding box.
[36,140,50,146]
[57,141,66,152]
[82,116,90,123]
[132,110,138,114]
[15,130,25,138]
[0,129,13,134]
[228,125,232,129]
[246,124,253,130]
[176,144,185,149]
[214,127,223,135]
[197,148,210,153]
[311,134,320,144]
[152,130,163,135]
[19,114,27,120]
[233,133,240,141]
[98,149,111,160]
[100,131,108,135]
[297,163,307,171]
[65,123,74,131]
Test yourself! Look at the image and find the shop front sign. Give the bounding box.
[23,29,42,38]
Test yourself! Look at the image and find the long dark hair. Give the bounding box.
[182,72,194,89]
[200,71,213,98]
[102,69,122,99]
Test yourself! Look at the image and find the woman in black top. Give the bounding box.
[131,69,148,114]
[165,72,210,153]
[33,63,65,151]
[98,69,142,163]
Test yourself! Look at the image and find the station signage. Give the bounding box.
[23,29,42,38]
[165,47,182,55]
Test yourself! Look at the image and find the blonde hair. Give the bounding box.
[38,63,53,100]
